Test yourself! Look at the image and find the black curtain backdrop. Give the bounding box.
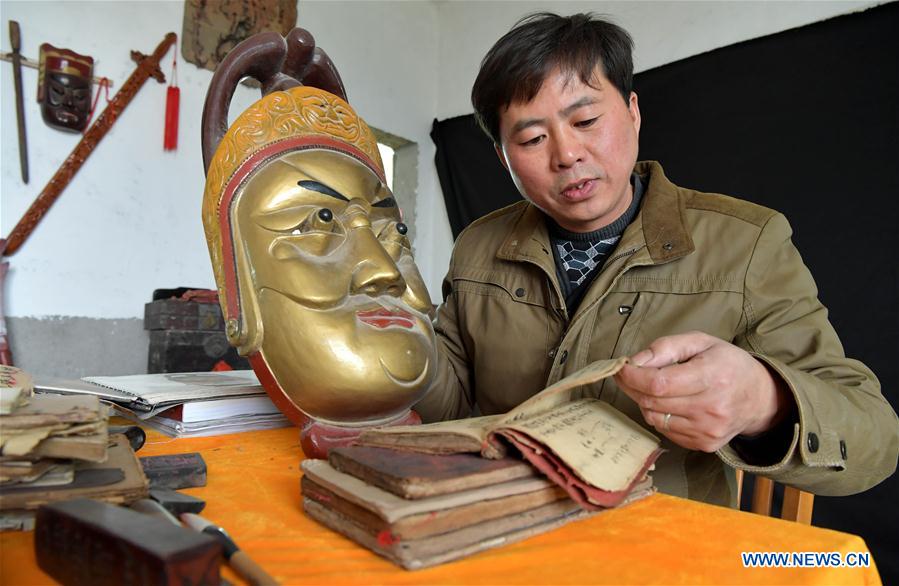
[634,4,899,579]
[431,115,520,239]
[431,2,898,579]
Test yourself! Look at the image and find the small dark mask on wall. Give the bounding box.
[38,43,94,132]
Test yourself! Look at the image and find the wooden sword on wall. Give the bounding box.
[3,32,176,257]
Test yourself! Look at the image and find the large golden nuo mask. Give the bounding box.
[202,29,436,427]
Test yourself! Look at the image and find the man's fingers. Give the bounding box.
[638,408,725,453]
[621,384,698,414]
[645,409,680,431]
[630,331,718,367]
[616,363,705,399]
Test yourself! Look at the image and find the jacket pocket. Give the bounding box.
[452,267,550,308]
[449,266,561,413]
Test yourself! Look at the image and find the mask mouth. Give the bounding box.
[356,306,415,329]
[54,110,80,124]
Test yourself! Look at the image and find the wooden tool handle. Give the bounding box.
[229,550,278,586]
[9,21,20,51]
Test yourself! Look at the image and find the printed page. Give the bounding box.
[500,398,659,491]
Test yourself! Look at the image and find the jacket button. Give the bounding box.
[807,432,820,453]
[548,348,557,359]
[618,305,632,315]
[559,350,569,364]
[515,287,526,298]
[840,440,847,460]
[663,242,673,251]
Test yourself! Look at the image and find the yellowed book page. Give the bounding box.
[500,398,659,492]
[502,357,627,425]
[361,413,504,446]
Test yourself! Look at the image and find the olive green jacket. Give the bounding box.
[416,161,898,506]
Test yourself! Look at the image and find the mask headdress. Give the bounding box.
[38,43,95,132]
[201,27,383,354]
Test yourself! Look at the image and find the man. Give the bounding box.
[415,12,898,506]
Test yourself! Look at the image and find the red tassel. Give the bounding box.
[164,85,179,151]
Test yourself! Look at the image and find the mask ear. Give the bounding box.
[494,143,510,171]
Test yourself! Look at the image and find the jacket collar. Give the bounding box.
[497,160,694,266]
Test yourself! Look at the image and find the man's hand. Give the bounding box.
[614,331,793,452]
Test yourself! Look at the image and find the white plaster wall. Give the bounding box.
[0,0,885,323]
[0,0,440,319]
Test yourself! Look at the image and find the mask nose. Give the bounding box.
[349,231,407,298]
[344,199,407,298]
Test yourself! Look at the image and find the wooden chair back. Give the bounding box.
[735,469,815,524]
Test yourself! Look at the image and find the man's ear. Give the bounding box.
[494,143,509,171]
[629,91,642,135]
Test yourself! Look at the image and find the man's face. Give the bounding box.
[236,149,436,423]
[496,66,641,233]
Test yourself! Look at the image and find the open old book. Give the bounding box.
[357,358,663,510]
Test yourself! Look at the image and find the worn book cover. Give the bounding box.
[0,394,109,461]
[302,459,567,537]
[303,496,590,570]
[11,428,109,463]
[358,358,662,509]
[302,458,655,570]
[0,434,149,511]
[328,445,536,499]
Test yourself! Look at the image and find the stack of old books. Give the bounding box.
[0,366,148,530]
[301,358,663,570]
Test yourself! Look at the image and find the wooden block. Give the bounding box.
[140,453,207,490]
[35,498,221,586]
[149,488,206,515]
[328,445,536,498]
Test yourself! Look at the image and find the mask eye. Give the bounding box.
[290,208,336,235]
[375,221,411,261]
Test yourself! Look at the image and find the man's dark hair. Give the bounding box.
[471,12,635,144]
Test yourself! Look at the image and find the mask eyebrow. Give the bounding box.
[372,197,396,208]
[297,180,349,202]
